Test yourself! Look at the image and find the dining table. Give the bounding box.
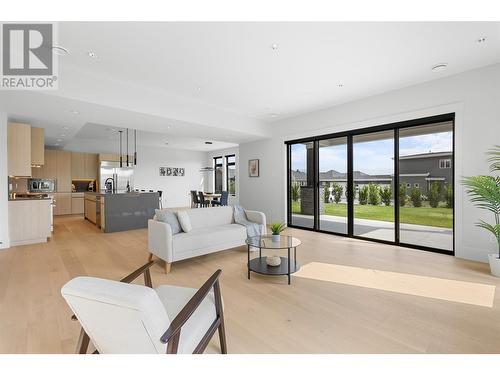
[203,192,221,206]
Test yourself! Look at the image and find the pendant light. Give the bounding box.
[134,129,137,165]
[126,128,129,167]
[118,130,123,167]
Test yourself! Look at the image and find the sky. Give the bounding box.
[291,131,452,175]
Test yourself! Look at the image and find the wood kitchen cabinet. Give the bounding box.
[71,193,84,214]
[54,192,72,215]
[84,153,98,179]
[8,122,32,177]
[84,195,97,224]
[56,150,72,192]
[30,127,45,166]
[71,152,85,179]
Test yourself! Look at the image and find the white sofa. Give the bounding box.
[148,206,266,273]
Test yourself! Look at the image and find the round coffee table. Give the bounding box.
[246,235,301,285]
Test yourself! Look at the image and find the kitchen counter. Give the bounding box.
[84,192,159,233]
[9,197,52,201]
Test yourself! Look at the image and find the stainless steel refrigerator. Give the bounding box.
[99,161,134,193]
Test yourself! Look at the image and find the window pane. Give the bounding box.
[319,137,348,234]
[353,130,394,241]
[214,157,223,193]
[290,142,314,228]
[399,122,453,252]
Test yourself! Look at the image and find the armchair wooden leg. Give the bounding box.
[165,262,172,274]
[147,253,154,262]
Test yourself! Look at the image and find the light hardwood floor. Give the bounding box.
[1,215,500,353]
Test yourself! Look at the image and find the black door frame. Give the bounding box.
[285,113,455,256]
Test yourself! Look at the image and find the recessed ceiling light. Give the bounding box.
[477,36,487,43]
[57,138,63,142]
[270,113,279,118]
[167,125,171,129]
[70,110,80,115]
[271,43,278,50]
[52,46,69,56]
[88,51,97,58]
[431,63,448,73]
[62,126,70,130]
[205,141,213,145]
[60,134,66,137]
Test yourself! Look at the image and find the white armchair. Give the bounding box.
[61,261,227,354]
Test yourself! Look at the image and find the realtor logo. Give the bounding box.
[1,23,58,89]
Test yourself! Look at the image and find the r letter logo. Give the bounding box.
[1,23,58,89]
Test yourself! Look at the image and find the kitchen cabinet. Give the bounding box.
[71,152,85,179]
[8,200,51,246]
[30,127,45,166]
[71,196,84,214]
[56,150,72,192]
[54,192,72,215]
[84,153,98,179]
[8,122,32,177]
[84,195,97,224]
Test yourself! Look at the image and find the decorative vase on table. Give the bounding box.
[266,255,281,267]
[270,222,286,243]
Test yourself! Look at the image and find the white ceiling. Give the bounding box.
[0,22,499,152]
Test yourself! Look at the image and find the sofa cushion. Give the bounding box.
[155,209,182,234]
[173,224,246,253]
[184,206,234,230]
[177,210,192,233]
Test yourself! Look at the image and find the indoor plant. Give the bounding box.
[462,145,500,276]
[270,222,286,242]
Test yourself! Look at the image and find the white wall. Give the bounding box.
[205,147,240,205]
[239,63,500,262]
[133,146,207,208]
[0,112,9,249]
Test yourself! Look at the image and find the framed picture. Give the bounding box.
[166,167,172,176]
[173,168,179,176]
[159,167,166,176]
[249,159,259,177]
[179,168,185,176]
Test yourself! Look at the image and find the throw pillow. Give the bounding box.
[177,210,192,233]
[155,209,182,234]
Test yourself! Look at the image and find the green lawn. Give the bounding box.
[291,201,452,228]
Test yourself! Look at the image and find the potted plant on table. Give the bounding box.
[270,222,286,242]
[463,145,500,276]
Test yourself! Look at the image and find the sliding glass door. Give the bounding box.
[318,137,348,234]
[353,130,394,242]
[286,114,454,255]
[289,141,314,228]
[398,122,454,252]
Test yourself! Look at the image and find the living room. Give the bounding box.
[1,1,500,374]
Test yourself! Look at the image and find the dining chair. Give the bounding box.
[198,191,211,207]
[61,261,227,354]
[212,191,229,206]
[190,190,200,208]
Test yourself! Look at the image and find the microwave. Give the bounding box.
[29,179,56,193]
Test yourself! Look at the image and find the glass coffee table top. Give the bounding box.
[246,235,302,249]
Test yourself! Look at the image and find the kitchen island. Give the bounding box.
[84,192,159,233]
